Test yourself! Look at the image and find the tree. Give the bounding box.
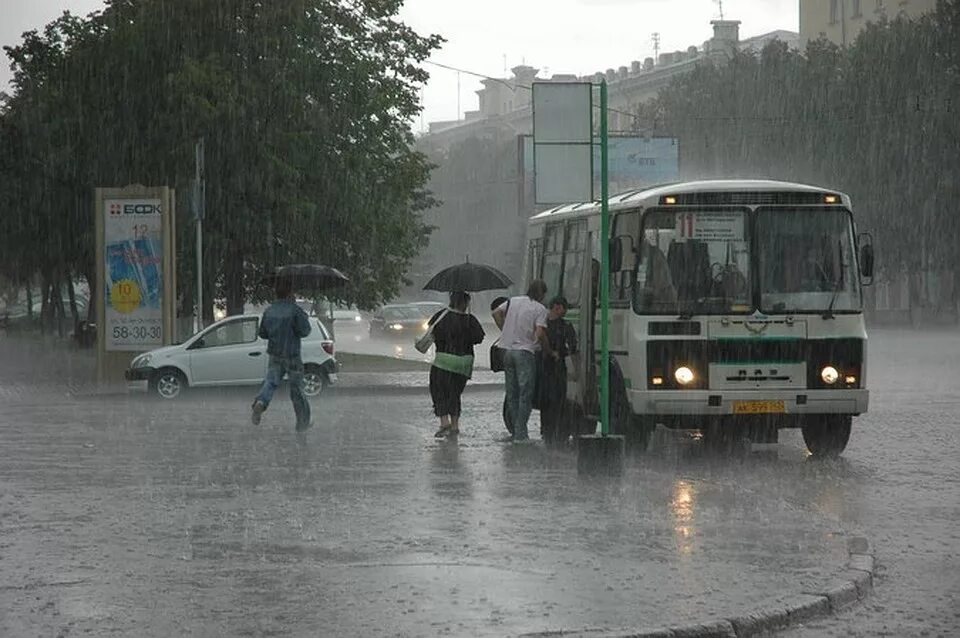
[0,0,442,326]
[645,0,960,304]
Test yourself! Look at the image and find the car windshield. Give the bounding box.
[382,307,421,320]
[757,208,861,313]
[413,303,444,316]
[635,209,751,314]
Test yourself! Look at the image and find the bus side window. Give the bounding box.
[542,225,564,299]
[527,238,543,286]
[562,220,587,306]
[612,211,640,302]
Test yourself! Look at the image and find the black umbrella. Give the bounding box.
[423,262,513,292]
[261,264,349,291]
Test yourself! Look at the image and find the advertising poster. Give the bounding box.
[103,199,164,350]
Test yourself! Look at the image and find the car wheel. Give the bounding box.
[801,415,852,458]
[151,368,186,400]
[302,366,327,398]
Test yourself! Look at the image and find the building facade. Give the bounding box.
[799,0,937,47]
[405,20,798,301]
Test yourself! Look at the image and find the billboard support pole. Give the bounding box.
[577,80,624,476]
[599,80,611,438]
[194,138,205,332]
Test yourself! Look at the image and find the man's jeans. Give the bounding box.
[504,349,537,440]
[255,355,310,427]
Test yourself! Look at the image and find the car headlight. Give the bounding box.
[674,366,695,386]
[821,365,839,384]
[390,323,404,330]
[422,321,430,331]
[354,315,362,322]
[134,354,152,368]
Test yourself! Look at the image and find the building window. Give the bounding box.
[830,0,839,23]
[852,0,862,16]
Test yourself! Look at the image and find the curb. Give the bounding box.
[521,539,875,638]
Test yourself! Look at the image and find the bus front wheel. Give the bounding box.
[801,415,852,458]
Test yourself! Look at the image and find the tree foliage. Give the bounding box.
[0,0,441,321]
[642,0,960,292]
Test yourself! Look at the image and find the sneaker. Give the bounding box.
[295,421,313,432]
[251,401,266,426]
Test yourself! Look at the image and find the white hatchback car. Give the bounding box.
[125,314,338,399]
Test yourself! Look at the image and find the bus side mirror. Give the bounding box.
[859,243,874,281]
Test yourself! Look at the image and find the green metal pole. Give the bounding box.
[599,81,610,436]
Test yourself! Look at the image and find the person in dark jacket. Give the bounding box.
[251,277,313,431]
[538,296,578,445]
[430,291,485,438]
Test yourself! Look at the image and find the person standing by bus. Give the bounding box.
[251,277,313,431]
[428,291,485,439]
[492,280,557,442]
[538,297,578,445]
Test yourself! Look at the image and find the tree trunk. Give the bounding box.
[225,247,245,317]
[39,275,51,334]
[202,263,216,325]
[52,274,67,338]
[66,273,80,327]
[84,268,96,323]
[25,279,33,320]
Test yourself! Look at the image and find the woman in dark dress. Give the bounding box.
[429,291,485,438]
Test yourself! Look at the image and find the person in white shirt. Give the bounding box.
[492,280,558,441]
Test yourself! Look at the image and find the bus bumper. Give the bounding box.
[629,388,869,420]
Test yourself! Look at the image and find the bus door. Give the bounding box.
[575,231,600,419]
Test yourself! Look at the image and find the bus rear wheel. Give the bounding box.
[801,415,852,458]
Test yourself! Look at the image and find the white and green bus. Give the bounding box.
[525,180,873,456]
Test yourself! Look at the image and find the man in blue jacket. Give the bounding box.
[251,277,313,431]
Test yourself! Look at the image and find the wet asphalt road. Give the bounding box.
[0,328,958,636]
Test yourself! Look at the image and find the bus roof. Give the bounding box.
[530,179,852,222]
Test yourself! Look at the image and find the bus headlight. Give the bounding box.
[674,366,695,386]
[821,366,840,385]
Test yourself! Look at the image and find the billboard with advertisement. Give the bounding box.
[103,198,164,350]
[521,135,679,204]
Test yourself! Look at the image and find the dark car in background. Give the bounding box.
[368,304,429,339]
[409,301,446,319]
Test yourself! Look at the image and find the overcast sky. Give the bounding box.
[2,0,798,128]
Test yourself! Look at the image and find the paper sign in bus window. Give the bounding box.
[675,212,745,243]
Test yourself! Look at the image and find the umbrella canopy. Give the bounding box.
[423,262,513,292]
[261,264,349,292]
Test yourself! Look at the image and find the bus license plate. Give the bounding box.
[733,400,785,415]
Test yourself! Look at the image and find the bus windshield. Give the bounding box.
[635,209,752,315]
[757,208,860,313]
